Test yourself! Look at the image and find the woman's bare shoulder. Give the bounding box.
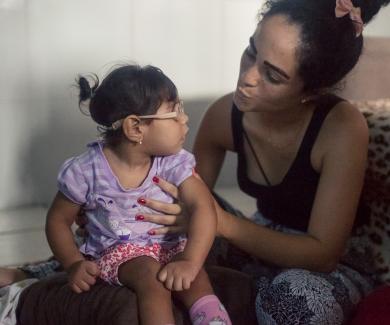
[206,92,234,118]
[325,100,368,139]
[317,100,369,158]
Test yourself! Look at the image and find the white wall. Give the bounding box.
[0,0,389,209]
[365,5,390,37]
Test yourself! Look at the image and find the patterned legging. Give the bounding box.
[208,194,376,325]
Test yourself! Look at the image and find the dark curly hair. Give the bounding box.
[261,0,390,93]
[76,64,178,145]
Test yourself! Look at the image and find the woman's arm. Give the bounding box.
[216,102,369,272]
[45,191,84,269]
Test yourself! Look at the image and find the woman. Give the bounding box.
[135,0,389,323]
[2,0,389,323]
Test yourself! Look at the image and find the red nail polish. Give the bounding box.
[152,176,159,183]
[137,198,146,205]
[135,215,144,221]
[148,230,155,235]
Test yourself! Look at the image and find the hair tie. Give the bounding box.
[335,0,364,37]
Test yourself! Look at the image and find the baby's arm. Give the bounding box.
[46,191,99,293]
[158,175,216,291]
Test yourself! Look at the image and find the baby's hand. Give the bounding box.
[158,260,200,291]
[67,260,100,293]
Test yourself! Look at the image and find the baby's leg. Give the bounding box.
[175,268,232,325]
[118,256,174,325]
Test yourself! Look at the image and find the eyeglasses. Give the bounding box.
[110,100,185,130]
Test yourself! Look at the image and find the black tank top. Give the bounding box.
[232,94,366,231]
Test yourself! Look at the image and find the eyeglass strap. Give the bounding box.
[108,101,184,130]
[138,112,178,119]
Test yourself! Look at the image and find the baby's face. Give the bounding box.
[142,100,189,156]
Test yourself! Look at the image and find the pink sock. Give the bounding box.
[189,294,232,325]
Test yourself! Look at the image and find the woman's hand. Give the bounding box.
[137,176,190,235]
[141,174,230,238]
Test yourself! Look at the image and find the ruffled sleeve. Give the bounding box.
[57,157,89,205]
[159,149,196,187]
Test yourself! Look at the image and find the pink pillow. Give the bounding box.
[349,286,390,325]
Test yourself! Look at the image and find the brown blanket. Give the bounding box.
[16,266,257,325]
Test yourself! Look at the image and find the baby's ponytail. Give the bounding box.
[76,74,99,107]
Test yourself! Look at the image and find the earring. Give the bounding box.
[301,93,320,104]
[139,139,143,145]
[301,97,309,104]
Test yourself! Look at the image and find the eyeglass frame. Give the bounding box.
[110,100,185,130]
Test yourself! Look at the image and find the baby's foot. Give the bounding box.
[0,267,28,287]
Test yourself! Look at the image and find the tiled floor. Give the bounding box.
[0,187,256,267]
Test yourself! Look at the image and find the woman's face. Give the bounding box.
[233,14,306,113]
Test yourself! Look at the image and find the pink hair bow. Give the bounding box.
[335,0,364,37]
